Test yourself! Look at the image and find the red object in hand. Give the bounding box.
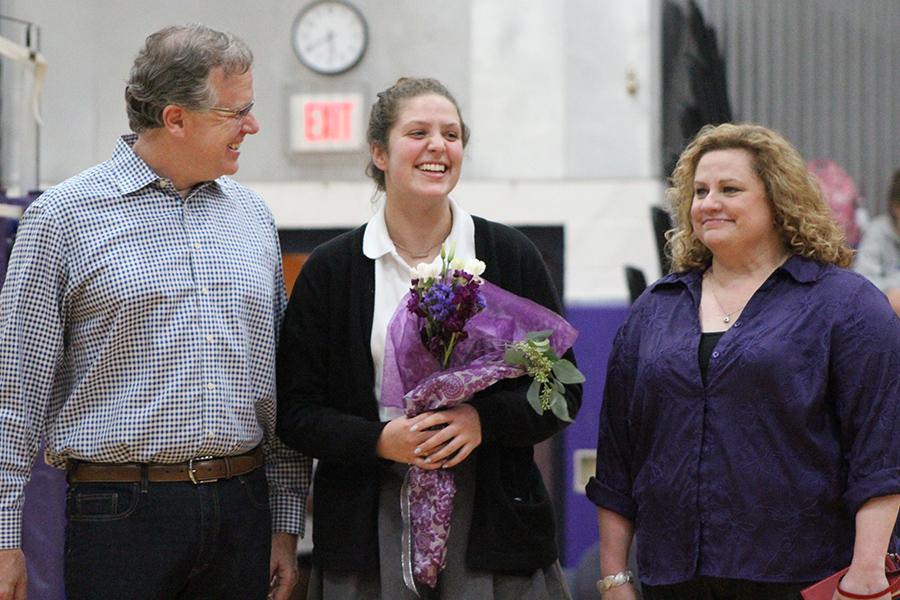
[801,554,900,600]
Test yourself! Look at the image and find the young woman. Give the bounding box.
[276,77,581,599]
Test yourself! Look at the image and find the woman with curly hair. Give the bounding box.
[587,123,900,600]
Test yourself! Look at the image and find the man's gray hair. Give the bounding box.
[125,24,253,133]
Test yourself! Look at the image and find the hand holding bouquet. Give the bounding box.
[381,247,583,592]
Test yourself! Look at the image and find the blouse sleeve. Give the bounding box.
[275,249,387,466]
[831,277,900,514]
[585,318,639,520]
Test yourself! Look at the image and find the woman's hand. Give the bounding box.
[835,494,900,600]
[833,568,891,600]
[407,404,482,470]
[601,583,639,600]
[376,413,442,464]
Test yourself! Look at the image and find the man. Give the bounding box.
[0,24,309,600]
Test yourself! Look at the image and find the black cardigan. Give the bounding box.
[276,216,582,574]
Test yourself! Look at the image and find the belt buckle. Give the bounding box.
[188,456,218,485]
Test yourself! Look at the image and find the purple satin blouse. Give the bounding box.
[587,255,900,585]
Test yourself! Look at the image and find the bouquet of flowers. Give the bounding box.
[381,246,584,592]
[406,245,487,368]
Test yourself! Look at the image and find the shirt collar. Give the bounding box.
[653,253,827,294]
[106,134,160,195]
[362,197,474,261]
[778,254,829,283]
[106,133,222,196]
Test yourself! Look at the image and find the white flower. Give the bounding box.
[411,262,440,280]
[463,258,486,278]
[449,257,465,270]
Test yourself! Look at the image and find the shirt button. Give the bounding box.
[157,179,169,188]
[206,334,214,343]
[712,351,720,358]
[733,321,741,328]
[201,287,209,295]
[207,382,216,390]
[193,243,201,251]
[206,431,215,438]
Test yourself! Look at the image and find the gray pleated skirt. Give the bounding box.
[307,456,571,600]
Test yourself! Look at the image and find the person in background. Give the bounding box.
[275,77,581,599]
[0,24,310,600]
[855,169,900,316]
[588,123,899,600]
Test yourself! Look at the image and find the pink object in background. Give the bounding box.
[807,159,863,246]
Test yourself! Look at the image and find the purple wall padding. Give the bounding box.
[22,449,66,600]
[562,304,629,568]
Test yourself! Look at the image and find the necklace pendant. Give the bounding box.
[722,315,731,324]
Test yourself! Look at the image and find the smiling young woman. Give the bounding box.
[276,77,581,599]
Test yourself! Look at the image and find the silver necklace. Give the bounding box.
[392,239,443,260]
[705,256,791,324]
[705,271,748,324]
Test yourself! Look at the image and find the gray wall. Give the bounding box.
[2,0,473,186]
[693,0,899,216]
[1,0,661,191]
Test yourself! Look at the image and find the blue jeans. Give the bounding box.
[64,467,271,600]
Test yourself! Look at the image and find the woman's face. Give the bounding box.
[371,93,464,203]
[690,148,782,258]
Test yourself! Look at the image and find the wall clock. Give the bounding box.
[292,1,368,75]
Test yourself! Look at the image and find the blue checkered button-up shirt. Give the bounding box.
[0,135,311,547]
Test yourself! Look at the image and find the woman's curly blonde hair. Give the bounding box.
[666,123,853,271]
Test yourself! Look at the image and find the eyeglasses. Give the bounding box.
[207,100,255,121]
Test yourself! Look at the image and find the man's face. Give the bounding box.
[181,67,259,186]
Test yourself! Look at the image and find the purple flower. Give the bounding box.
[407,249,486,367]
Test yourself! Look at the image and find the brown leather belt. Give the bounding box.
[66,446,264,485]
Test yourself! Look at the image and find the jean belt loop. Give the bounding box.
[139,464,149,493]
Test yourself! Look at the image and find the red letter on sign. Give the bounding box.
[304,101,355,143]
[305,102,323,141]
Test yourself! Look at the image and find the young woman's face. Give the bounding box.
[371,93,464,203]
[690,148,783,258]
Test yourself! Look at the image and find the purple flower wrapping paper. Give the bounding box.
[381,280,578,590]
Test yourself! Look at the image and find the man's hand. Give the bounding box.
[0,549,26,600]
[268,533,298,600]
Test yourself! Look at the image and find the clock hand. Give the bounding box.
[326,30,336,61]
[304,30,333,53]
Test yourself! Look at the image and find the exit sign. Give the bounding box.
[289,92,365,152]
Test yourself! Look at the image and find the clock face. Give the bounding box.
[292,1,368,75]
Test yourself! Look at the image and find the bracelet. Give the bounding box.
[836,576,900,599]
[596,569,634,593]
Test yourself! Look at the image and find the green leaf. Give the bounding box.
[504,347,526,365]
[549,392,573,422]
[526,379,542,414]
[552,378,566,394]
[526,330,552,342]
[551,359,585,384]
